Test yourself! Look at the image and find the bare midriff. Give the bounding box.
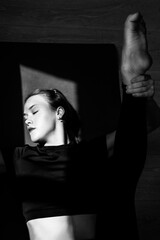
[27,214,96,240]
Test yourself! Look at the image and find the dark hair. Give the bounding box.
[25,89,81,141]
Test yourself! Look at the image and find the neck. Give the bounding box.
[44,122,70,146]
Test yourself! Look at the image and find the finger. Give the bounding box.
[127,86,150,94]
[131,75,146,83]
[127,80,153,90]
[131,74,151,83]
[126,79,153,92]
[127,82,155,96]
[132,85,154,97]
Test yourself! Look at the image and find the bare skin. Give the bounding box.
[127,74,154,97]
[121,12,152,85]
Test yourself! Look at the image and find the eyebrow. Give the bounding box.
[23,104,37,116]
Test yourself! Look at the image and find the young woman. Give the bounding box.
[5,12,156,240]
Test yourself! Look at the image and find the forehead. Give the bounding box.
[24,94,49,111]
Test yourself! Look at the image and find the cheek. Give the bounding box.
[38,113,55,130]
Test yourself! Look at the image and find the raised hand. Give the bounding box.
[125,74,154,97]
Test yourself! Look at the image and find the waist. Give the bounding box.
[27,214,96,240]
[27,215,74,240]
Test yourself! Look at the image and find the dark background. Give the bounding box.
[0,0,160,239]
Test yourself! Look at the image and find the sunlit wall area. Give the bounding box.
[20,65,79,145]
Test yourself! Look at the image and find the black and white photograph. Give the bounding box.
[0,1,160,240]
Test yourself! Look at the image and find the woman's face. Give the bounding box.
[24,94,57,144]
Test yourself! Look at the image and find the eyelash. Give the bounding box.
[23,110,39,121]
[33,110,38,115]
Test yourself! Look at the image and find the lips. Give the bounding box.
[28,127,36,133]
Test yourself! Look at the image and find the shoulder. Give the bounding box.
[14,144,35,160]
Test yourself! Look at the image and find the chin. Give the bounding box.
[30,136,39,143]
[31,136,45,145]
[31,139,38,143]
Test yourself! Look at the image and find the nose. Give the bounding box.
[25,118,33,126]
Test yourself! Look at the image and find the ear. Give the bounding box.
[56,106,65,120]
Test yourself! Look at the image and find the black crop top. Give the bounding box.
[13,136,108,222]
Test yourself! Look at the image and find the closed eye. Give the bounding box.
[33,110,39,115]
